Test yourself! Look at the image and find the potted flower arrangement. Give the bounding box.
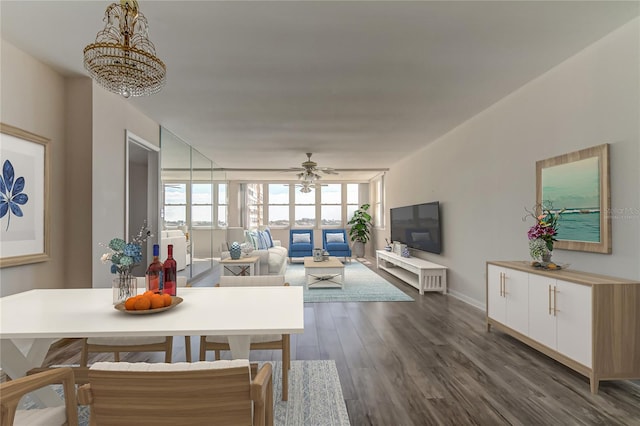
[348,203,372,258]
[101,223,152,303]
[524,204,564,263]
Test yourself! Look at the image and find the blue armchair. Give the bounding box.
[289,229,314,260]
[322,229,351,262]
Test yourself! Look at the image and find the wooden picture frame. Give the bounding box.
[536,144,611,254]
[0,123,50,267]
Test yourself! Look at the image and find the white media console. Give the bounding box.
[376,250,447,295]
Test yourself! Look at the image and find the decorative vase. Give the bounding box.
[401,247,410,258]
[230,241,242,259]
[541,252,552,263]
[113,273,137,305]
[352,241,365,258]
[529,238,551,263]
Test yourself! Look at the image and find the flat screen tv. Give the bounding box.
[390,201,442,254]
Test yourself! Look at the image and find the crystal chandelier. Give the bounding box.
[83,0,166,98]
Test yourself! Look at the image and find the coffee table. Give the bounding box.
[304,256,344,289]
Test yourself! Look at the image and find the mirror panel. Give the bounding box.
[160,127,224,283]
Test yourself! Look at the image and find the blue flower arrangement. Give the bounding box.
[101,223,151,275]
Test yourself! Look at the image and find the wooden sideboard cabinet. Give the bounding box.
[486,261,640,393]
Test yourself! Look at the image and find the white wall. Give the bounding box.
[65,77,93,288]
[0,39,66,296]
[91,87,159,287]
[379,18,640,308]
[0,40,161,294]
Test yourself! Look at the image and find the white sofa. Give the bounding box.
[160,230,188,271]
[222,228,288,276]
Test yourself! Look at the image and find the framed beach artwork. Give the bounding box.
[536,144,611,254]
[0,123,50,267]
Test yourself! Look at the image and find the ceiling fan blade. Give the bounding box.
[320,168,339,175]
[288,152,339,179]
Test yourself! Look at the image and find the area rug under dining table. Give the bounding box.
[286,260,414,302]
[37,360,350,426]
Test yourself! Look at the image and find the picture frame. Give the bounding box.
[536,144,610,254]
[0,123,50,267]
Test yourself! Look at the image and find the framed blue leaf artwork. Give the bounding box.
[0,123,50,267]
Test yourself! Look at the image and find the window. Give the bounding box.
[373,176,384,228]
[246,183,264,229]
[346,184,359,223]
[217,183,228,227]
[321,184,342,226]
[163,182,227,229]
[294,187,315,227]
[163,183,187,227]
[268,184,290,227]
[240,182,364,229]
[192,183,212,227]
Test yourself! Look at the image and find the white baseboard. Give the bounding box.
[447,289,486,312]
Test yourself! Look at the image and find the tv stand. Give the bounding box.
[376,250,447,295]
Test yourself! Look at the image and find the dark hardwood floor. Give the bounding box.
[40,258,640,425]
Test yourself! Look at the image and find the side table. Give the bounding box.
[220,256,260,276]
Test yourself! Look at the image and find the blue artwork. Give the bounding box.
[541,157,600,243]
[0,159,29,231]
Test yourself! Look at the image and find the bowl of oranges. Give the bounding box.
[114,291,183,315]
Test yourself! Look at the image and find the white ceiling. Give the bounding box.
[2,1,638,181]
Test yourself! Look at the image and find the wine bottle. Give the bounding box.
[162,244,177,296]
[145,244,163,293]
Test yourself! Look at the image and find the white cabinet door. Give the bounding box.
[487,265,506,324]
[504,268,529,335]
[556,279,592,368]
[528,274,557,350]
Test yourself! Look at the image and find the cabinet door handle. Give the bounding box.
[553,286,558,316]
[502,273,507,297]
[500,272,504,297]
[548,285,552,315]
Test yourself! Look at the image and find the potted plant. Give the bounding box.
[348,203,372,258]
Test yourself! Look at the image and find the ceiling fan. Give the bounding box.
[289,153,338,182]
[285,181,328,193]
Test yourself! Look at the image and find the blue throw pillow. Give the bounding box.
[246,230,259,250]
[263,228,275,248]
[256,231,270,250]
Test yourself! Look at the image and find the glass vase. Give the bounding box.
[113,273,137,304]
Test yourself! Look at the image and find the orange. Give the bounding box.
[162,293,172,307]
[143,290,155,297]
[150,294,165,309]
[134,296,152,310]
[124,297,137,311]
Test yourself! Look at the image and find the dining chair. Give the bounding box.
[200,274,291,400]
[77,360,273,426]
[80,276,190,366]
[322,228,352,262]
[0,367,79,426]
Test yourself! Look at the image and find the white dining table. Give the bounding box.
[0,286,304,407]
